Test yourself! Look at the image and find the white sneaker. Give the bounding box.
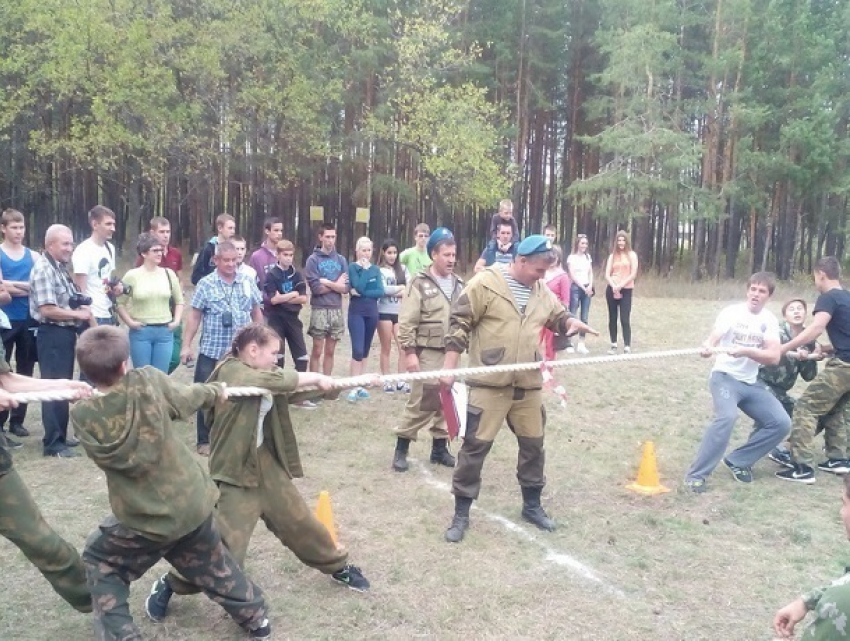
[624,346,631,354]
[576,343,590,355]
[566,346,575,354]
[607,344,617,355]
[294,400,318,410]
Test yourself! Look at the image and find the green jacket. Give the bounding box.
[758,321,817,392]
[398,270,463,353]
[445,266,571,389]
[205,357,303,487]
[70,367,222,542]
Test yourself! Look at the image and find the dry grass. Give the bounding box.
[2,284,847,640]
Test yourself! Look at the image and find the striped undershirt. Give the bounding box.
[435,275,455,300]
[500,264,531,313]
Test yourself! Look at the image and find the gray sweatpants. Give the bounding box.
[686,371,791,481]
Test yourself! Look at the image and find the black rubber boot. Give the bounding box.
[430,439,456,467]
[445,496,473,543]
[392,437,411,472]
[520,486,556,531]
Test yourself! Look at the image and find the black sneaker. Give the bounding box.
[768,449,794,469]
[776,464,816,484]
[8,424,29,437]
[818,459,850,475]
[331,564,370,592]
[45,447,79,458]
[723,458,753,484]
[145,574,173,622]
[684,479,707,494]
[248,618,271,639]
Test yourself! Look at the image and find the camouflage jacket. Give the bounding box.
[398,271,463,352]
[445,266,571,389]
[70,367,223,542]
[205,356,304,488]
[801,571,850,639]
[758,321,817,392]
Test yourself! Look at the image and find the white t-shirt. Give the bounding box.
[712,303,780,384]
[72,238,115,318]
[256,393,273,448]
[567,253,592,286]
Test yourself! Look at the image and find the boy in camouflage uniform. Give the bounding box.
[392,227,463,472]
[759,299,822,467]
[773,475,850,639]
[146,323,369,620]
[0,343,92,613]
[71,326,271,640]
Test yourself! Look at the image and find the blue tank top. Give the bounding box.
[0,248,34,321]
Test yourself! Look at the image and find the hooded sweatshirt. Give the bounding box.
[70,367,222,542]
[303,246,348,309]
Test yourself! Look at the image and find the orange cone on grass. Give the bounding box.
[626,441,670,495]
[315,490,338,545]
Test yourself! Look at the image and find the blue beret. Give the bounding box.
[516,234,553,257]
[427,227,454,256]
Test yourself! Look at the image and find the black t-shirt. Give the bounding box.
[263,265,306,316]
[814,288,850,362]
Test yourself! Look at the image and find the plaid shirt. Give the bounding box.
[191,270,262,359]
[29,253,77,326]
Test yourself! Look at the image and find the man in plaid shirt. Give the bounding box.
[29,225,93,458]
[181,240,263,456]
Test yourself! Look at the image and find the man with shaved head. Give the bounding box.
[29,225,93,458]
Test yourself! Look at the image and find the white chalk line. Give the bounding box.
[414,460,625,597]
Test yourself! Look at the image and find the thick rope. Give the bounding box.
[8,347,706,403]
[8,347,818,403]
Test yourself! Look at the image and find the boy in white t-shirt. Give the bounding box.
[684,272,791,493]
[72,205,121,326]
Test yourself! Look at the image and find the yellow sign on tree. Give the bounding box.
[355,207,370,224]
[309,206,324,222]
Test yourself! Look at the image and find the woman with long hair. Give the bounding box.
[565,234,593,354]
[346,237,384,402]
[377,239,410,393]
[604,231,639,354]
[540,245,571,361]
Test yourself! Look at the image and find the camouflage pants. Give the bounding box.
[168,445,347,595]
[0,468,91,612]
[789,358,850,466]
[452,386,546,499]
[82,513,267,641]
[394,348,448,441]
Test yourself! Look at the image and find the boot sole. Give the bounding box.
[521,513,557,531]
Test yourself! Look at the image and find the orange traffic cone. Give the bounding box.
[626,441,670,495]
[315,490,339,545]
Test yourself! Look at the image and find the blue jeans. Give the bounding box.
[569,283,591,338]
[129,325,174,373]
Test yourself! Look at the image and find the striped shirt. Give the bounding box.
[501,265,531,313]
[435,275,455,301]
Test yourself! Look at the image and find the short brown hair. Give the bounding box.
[136,232,161,256]
[76,326,130,387]
[264,217,282,231]
[781,298,808,316]
[277,239,295,253]
[1,209,24,226]
[149,216,170,230]
[816,256,841,281]
[748,271,777,295]
[215,213,235,230]
[89,205,115,224]
[414,223,430,237]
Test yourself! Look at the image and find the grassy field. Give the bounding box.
[2,278,847,640]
